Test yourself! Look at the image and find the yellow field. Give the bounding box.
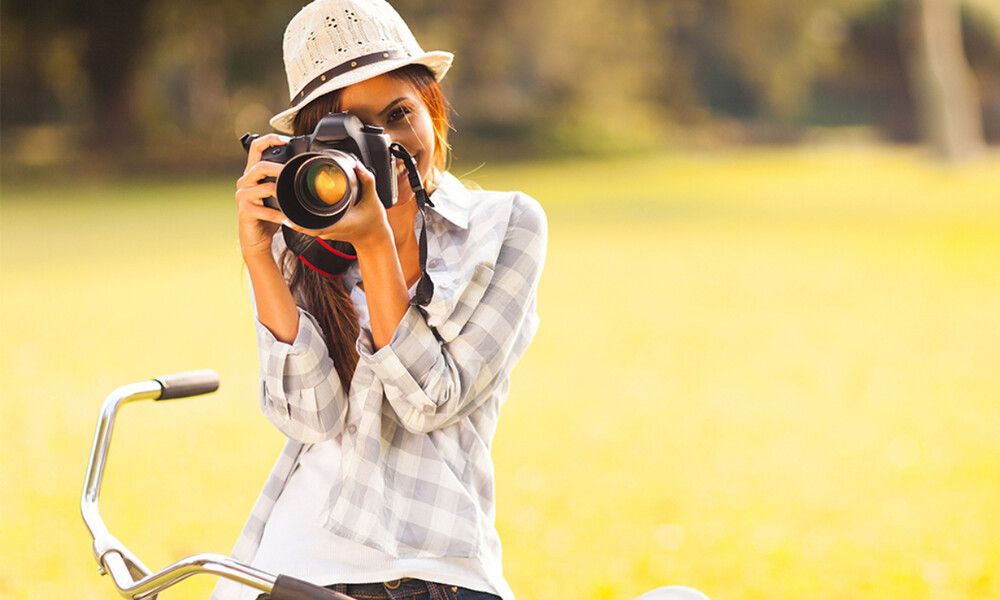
[2,147,999,599]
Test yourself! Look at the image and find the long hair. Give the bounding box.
[286,64,452,390]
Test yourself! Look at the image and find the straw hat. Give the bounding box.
[270,0,453,133]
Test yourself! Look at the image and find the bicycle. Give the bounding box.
[82,371,709,600]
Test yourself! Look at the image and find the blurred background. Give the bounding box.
[3,0,1000,171]
[2,1,1000,599]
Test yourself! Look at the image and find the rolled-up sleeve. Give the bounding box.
[256,307,349,442]
[361,194,547,433]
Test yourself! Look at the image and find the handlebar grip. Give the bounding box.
[271,575,355,600]
[153,370,220,400]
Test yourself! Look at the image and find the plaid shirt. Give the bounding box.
[213,172,546,600]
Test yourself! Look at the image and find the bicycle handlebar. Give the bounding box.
[154,369,220,400]
[81,371,354,600]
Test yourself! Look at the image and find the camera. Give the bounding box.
[241,112,397,229]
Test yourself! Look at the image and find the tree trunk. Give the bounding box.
[79,0,152,154]
[904,0,985,163]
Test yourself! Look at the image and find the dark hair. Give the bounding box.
[286,64,452,390]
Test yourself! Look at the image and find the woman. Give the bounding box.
[218,1,546,599]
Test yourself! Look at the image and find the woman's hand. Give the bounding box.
[282,163,395,253]
[285,162,410,349]
[236,133,289,261]
[235,133,300,344]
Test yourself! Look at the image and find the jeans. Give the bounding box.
[259,578,501,600]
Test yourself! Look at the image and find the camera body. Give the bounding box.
[245,112,397,230]
[240,112,399,276]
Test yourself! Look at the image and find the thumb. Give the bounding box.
[354,161,376,185]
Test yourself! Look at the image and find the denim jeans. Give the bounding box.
[259,578,501,600]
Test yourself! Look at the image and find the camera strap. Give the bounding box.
[390,144,435,307]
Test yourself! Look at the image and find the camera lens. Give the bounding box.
[306,163,350,206]
[292,152,358,219]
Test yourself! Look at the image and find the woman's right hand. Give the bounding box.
[235,133,289,261]
[235,133,301,344]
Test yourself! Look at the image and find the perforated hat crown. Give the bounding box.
[270,0,453,133]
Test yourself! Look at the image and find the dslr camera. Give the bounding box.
[241,112,397,229]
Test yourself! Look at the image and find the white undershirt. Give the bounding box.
[247,438,497,600]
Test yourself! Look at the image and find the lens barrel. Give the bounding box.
[275,150,359,229]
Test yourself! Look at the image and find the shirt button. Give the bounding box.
[423,405,434,414]
[348,424,358,434]
[428,258,441,269]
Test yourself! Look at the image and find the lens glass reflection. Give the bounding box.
[306,164,349,205]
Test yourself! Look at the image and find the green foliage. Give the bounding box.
[1,0,998,169]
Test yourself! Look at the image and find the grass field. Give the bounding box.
[2,147,999,600]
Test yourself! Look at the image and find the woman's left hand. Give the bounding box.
[283,162,394,251]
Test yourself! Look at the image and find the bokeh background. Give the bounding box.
[2,1,999,599]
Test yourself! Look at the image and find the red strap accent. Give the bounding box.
[298,256,341,278]
[317,238,358,259]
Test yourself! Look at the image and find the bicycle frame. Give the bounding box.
[81,370,352,600]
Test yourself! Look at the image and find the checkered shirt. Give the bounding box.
[212,172,546,599]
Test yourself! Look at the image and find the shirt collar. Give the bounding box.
[426,171,471,229]
[343,171,470,292]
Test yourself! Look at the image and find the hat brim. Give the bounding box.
[269,50,453,134]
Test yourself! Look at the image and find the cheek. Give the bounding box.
[395,114,434,154]
[414,115,438,167]
[391,115,436,175]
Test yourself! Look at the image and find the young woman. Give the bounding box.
[218,1,546,599]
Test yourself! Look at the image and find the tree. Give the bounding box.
[903,0,986,162]
[1,0,152,149]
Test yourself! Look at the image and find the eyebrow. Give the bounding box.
[378,97,409,119]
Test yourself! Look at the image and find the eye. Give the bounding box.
[386,105,412,124]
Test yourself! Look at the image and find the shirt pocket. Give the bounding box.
[435,263,495,342]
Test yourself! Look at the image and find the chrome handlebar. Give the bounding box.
[81,370,351,600]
